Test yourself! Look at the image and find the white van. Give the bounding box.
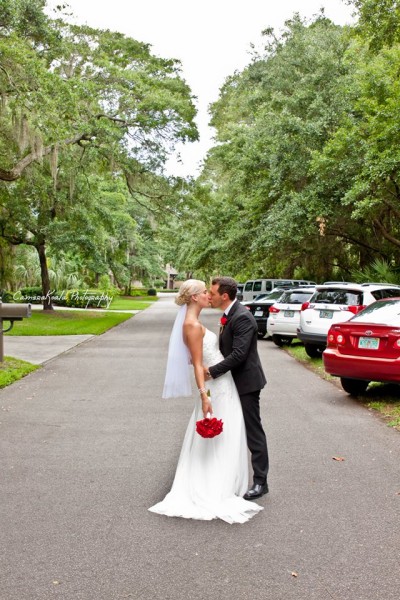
[242,278,316,302]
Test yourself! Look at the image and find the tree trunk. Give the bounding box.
[124,279,132,296]
[0,240,14,290]
[37,242,53,311]
[359,244,373,269]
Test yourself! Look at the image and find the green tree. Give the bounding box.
[310,40,400,269]
[183,15,354,281]
[172,12,400,282]
[0,2,198,307]
[348,0,400,50]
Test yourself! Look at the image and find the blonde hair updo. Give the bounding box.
[175,279,206,306]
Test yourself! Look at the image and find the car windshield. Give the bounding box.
[313,289,362,305]
[352,299,400,324]
[265,289,285,300]
[280,291,314,304]
[253,293,268,301]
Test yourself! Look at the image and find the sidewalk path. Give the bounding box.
[0,295,399,600]
[4,335,94,364]
[5,303,141,364]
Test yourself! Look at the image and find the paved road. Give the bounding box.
[0,295,399,600]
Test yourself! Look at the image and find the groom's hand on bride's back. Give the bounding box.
[203,366,212,380]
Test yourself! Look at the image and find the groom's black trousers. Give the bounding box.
[239,390,269,485]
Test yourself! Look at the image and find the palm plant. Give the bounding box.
[350,259,400,285]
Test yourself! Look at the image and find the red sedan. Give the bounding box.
[323,297,400,395]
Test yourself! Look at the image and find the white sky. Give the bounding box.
[46,0,356,177]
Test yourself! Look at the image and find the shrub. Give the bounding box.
[65,290,111,308]
[51,290,68,306]
[127,288,146,297]
[351,259,400,285]
[153,280,165,289]
[99,285,120,299]
[0,290,15,303]
[98,274,111,289]
[65,290,86,308]
[147,288,157,296]
[96,275,120,301]
[16,287,43,303]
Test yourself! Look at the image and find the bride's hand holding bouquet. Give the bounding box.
[198,386,213,418]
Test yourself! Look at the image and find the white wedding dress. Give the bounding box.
[149,329,263,524]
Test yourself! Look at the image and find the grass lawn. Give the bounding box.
[0,357,39,388]
[5,310,133,336]
[285,341,400,431]
[285,341,334,382]
[107,296,157,310]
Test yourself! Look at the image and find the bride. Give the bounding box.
[148,279,263,524]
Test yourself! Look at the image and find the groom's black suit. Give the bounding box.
[208,300,269,486]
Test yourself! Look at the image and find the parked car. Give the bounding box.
[297,282,400,358]
[242,278,316,302]
[243,288,287,338]
[267,287,316,346]
[236,283,245,302]
[323,297,400,395]
[242,293,270,305]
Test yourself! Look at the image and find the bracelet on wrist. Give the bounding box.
[198,387,207,394]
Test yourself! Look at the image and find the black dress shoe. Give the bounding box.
[243,482,269,500]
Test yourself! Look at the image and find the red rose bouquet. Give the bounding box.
[196,416,224,438]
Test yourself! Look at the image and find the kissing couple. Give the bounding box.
[149,277,269,524]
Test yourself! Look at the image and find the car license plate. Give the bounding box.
[284,310,294,317]
[254,310,263,317]
[358,337,379,349]
[319,310,333,319]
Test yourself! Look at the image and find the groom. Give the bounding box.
[205,276,269,500]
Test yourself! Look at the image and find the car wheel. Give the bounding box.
[304,343,325,358]
[272,335,293,347]
[340,378,369,395]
